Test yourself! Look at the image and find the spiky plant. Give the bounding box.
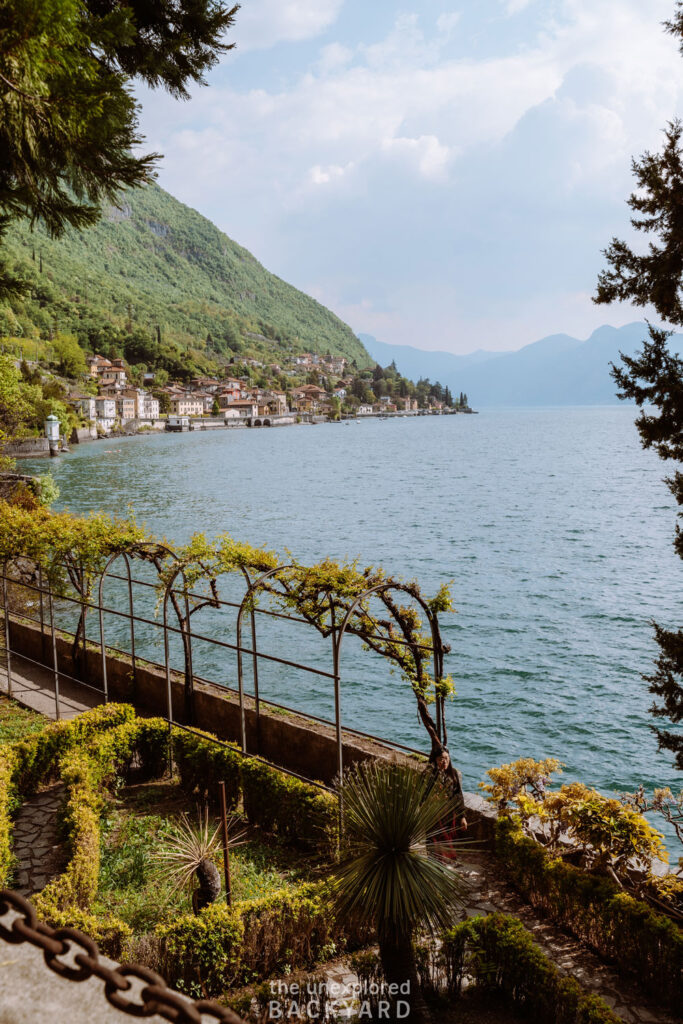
[157,808,223,913]
[333,762,468,1023]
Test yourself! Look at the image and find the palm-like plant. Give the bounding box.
[333,762,468,1023]
[157,808,225,913]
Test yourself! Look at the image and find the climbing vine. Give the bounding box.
[0,502,456,754]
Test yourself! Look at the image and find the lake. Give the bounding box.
[22,407,681,811]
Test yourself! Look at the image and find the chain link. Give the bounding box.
[0,890,244,1024]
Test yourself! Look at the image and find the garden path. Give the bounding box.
[319,850,678,1024]
[455,849,675,1024]
[12,784,64,897]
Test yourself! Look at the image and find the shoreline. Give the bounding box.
[8,406,478,458]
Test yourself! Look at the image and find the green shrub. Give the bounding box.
[173,727,242,810]
[11,702,136,796]
[134,718,170,780]
[173,727,337,855]
[241,757,337,855]
[38,905,133,960]
[447,914,622,1024]
[156,880,352,996]
[0,746,16,885]
[495,817,683,1014]
[157,901,245,994]
[34,712,169,918]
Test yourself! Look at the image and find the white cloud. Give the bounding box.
[436,12,461,37]
[234,0,344,52]
[309,162,353,185]
[139,0,683,353]
[382,135,453,181]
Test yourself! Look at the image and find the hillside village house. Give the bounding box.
[73,395,96,421]
[290,384,326,412]
[228,399,259,418]
[137,391,160,420]
[357,404,374,415]
[324,355,347,376]
[94,396,116,428]
[170,395,204,417]
[115,395,136,422]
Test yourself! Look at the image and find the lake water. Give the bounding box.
[23,408,681,813]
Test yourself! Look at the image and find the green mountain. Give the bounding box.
[1,182,368,368]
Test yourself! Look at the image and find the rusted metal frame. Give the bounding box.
[2,568,340,679]
[46,559,61,721]
[236,565,294,753]
[1,561,12,697]
[334,582,399,786]
[3,646,107,695]
[37,564,45,661]
[161,560,197,726]
[97,552,138,704]
[105,569,325,627]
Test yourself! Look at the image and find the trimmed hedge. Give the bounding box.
[173,728,338,855]
[34,715,170,917]
[241,757,338,854]
[495,817,683,1015]
[0,702,141,887]
[156,881,356,995]
[442,914,623,1024]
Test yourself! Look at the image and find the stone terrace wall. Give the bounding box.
[6,615,495,839]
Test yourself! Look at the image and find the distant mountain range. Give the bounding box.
[359,323,680,406]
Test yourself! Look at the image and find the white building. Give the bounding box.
[74,396,96,421]
[94,396,116,430]
[136,390,160,420]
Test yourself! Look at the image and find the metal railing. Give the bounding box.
[0,554,447,789]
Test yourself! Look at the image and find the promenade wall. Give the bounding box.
[6,615,494,838]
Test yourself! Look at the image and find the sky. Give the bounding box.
[135,0,683,354]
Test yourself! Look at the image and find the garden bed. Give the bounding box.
[0,694,46,745]
[95,778,316,932]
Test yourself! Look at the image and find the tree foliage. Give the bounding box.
[594,17,683,771]
[0,0,238,296]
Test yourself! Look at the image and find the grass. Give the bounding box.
[95,779,311,932]
[0,693,47,745]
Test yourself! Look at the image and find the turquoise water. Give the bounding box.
[23,408,681,807]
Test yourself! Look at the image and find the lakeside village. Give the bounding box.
[5,341,475,454]
[75,350,474,434]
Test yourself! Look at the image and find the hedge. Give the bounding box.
[0,702,141,887]
[173,728,338,855]
[444,914,623,1024]
[156,880,360,996]
[34,715,170,918]
[495,817,683,1015]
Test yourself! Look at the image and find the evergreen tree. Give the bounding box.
[594,8,683,769]
[0,0,237,296]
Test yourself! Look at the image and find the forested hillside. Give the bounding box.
[0,182,368,372]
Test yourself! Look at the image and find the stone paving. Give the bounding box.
[456,850,678,1024]
[11,784,64,897]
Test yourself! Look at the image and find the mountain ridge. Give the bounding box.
[361,323,679,406]
[1,182,369,367]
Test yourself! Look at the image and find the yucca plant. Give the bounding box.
[333,762,469,1024]
[157,808,227,913]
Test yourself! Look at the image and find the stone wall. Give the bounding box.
[6,615,495,839]
[69,426,97,444]
[4,438,50,458]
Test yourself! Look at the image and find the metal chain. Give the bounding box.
[0,890,244,1024]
